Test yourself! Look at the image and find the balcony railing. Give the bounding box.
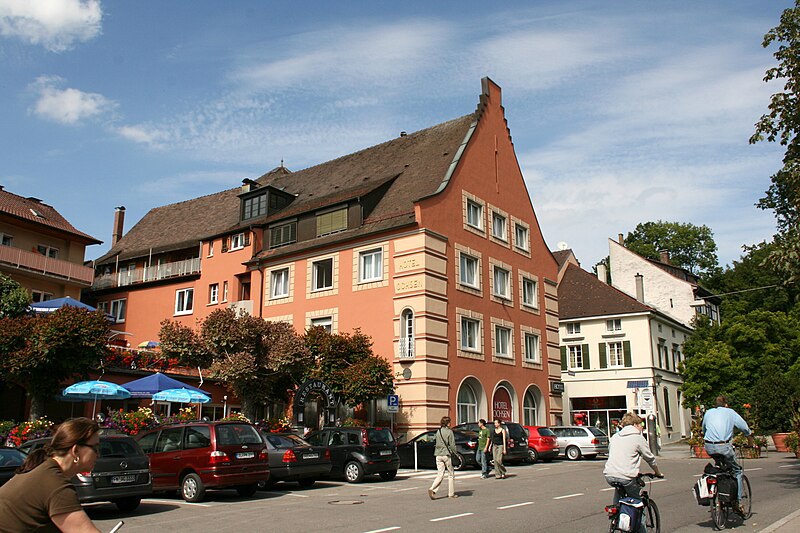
[0,245,94,285]
[398,337,415,359]
[93,257,201,289]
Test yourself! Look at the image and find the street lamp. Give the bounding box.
[223,395,228,419]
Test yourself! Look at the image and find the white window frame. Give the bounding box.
[108,298,126,323]
[310,316,332,332]
[459,252,479,288]
[209,284,219,305]
[607,341,624,367]
[514,223,529,251]
[492,212,507,241]
[175,288,194,315]
[568,344,583,370]
[524,332,540,363]
[606,319,622,332]
[566,322,581,335]
[493,266,511,300]
[400,309,414,358]
[495,325,512,358]
[466,199,483,229]
[461,317,481,352]
[522,277,538,308]
[270,268,290,299]
[358,248,383,283]
[230,233,245,251]
[207,241,214,257]
[37,244,58,259]
[312,258,334,291]
[222,281,229,302]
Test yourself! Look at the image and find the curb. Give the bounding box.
[759,507,800,533]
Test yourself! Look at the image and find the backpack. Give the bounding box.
[716,473,738,503]
[617,497,644,532]
[693,476,712,506]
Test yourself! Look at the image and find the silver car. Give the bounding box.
[550,426,609,460]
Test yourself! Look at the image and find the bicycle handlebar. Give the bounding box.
[639,473,664,480]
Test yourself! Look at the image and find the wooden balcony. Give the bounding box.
[93,257,201,290]
[0,245,94,285]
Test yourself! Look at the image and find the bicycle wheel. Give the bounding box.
[644,499,661,533]
[607,514,618,533]
[711,495,728,530]
[739,475,753,519]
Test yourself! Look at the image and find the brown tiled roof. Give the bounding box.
[551,250,574,268]
[558,263,652,319]
[97,114,476,265]
[0,186,100,244]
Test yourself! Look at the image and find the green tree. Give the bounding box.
[624,221,720,278]
[0,307,110,420]
[304,326,394,407]
[159,309,311,421]
[750,1,800,286]
[0,273,30,318]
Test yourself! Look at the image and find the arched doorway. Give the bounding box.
[456,377,487,424]
[491,382,517,422]
[522,386,544,426]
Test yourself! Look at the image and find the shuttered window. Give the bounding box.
[316,208,348,237]
[270,222,296,248]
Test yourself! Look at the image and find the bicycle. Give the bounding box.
[605,473,661,532]
[705,452,752,530]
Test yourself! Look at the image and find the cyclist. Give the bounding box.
[702,395,754,515]
[604,412,664,529]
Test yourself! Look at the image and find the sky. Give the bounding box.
[0,0,790,269]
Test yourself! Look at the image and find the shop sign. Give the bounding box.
[550,381,565,394]
[492,387,512,421]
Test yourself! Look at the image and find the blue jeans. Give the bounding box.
[705,442,744,500]
[476,448,490,476]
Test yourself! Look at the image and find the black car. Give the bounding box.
[19,434,152,511]
[258,431,331,489]
[453,422,530,464]
[304,427,399,483]
[397,429,479,470]
[0,448,25,487]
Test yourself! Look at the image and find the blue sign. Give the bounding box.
[387,394,399,412]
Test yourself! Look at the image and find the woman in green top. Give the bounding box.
[477,419,491,478]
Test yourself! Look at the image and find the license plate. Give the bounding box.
[111,475,136,484]
[304,453,319,459]
[379,449,391,456]
[236,452,255,459]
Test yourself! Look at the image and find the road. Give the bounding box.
[86,453,800,533]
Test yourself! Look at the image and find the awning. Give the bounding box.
[627,380,649,389]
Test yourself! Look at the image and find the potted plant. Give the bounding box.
[785,431,800,458]
[733,433,766,459]
[688,418,709,458]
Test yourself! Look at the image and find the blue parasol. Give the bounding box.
[62,380,131,415]
[121,373,205,398]
[152,388,211,404]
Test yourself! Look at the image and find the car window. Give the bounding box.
[137,431,158,453]
[266,434,307,448]
[185,426,211,449]
[537,427,556,437]
[346,432,359,445]
[588,427,607,437]
[155,427,184,453]
[571,428,587,438]
[368,428,394,444]
[416,432,435,444]
[304,431,323,446]
[216,424,262,446]
[0,449,25,467]
[100,438,144,458]
[328,431,345,446]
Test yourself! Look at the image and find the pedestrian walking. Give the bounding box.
[476,419,491,478]
[491,418,508,479]
[428,416,458,499]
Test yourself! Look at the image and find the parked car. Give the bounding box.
[550,425,609,460]
[304,427,399,483]
[18,435,152,511]
[135,421,269,502]
[453,422,530,463]
[522,426,559,463]
[397,429,479,470]
[0,448,25,487]
[257,431,331,489]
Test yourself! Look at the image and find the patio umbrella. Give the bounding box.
[152,388,211,404]
[121,372,205,398]
[62,380,131,416]
[137,340,160,349]
[31,296,98,313]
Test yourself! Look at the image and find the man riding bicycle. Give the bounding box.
[604,412,664,502]
[702,395,755,515]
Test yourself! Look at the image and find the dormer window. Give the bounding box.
[316,207,348,237]
[270,222,296,249]
[242,193,267,220]
[30,208,44,218]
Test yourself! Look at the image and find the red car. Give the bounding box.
[523,426,559,463]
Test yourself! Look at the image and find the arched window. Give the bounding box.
[457,383,478,424]
[523,390,538,426]
[400,309,414,358]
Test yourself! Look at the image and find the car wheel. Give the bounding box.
[527,448,539,464]
[236,483,258,497]
[113,497,141,512]
[566,446,582,461]
[258,478,277,490]
[379,470,397,480]
[297,478,316,488]
[181,473,206,503]
[344,461,365,483]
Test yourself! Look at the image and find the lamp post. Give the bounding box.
[223,395,228,419]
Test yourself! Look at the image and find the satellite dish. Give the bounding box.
[557,241,569,251]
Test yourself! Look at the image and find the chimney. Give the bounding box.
[635,273,644,302]
[597,263,607,284]
[400,131,407,137]
[618,233,624,245]
[112,206,125,246]
[659,250,670,264]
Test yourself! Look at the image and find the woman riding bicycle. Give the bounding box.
[604,412,664,506]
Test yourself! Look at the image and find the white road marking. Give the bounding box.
[284,493,309,498]
[393,486,420,492]
[744,467,762,472]
[534,467,551,471]
[601,487,615,492]
[779,464,800,468]
[363,528,401,533]
[430,513,474,522]
[554,493,584,500]
[498,502,534,509]
[142,498,211,507]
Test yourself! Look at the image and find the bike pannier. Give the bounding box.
[716,473,738,503]
[693,476,711,506]
[617,497,644,532]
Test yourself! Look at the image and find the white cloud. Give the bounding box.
[116,124,168,147]
[29,75,116,124]
[0,0,102,52]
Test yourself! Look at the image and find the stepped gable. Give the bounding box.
[559,263,652,320]
[0,186,100,243]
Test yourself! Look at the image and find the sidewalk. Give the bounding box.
[759,508,800,532]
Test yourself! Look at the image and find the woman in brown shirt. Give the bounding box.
[0,417,103,532]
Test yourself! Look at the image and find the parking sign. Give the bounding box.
[387,394,399,413]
